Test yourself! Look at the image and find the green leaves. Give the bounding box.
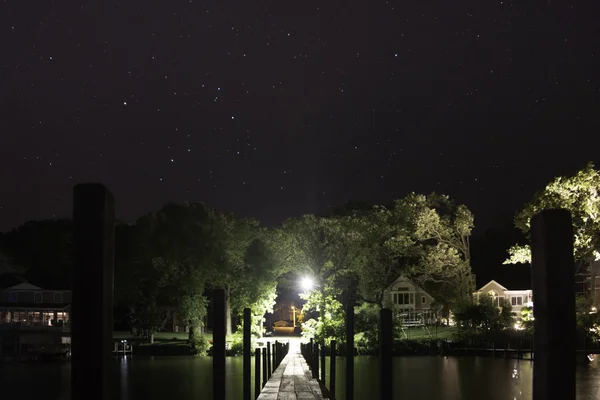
[507,162,600,265]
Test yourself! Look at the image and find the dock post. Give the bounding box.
[255,348,261,399]
[345,279,357,400]
[262,346,267,388]
[71,184,114,400]
[313,342,319,379]
[212,289,226,400]
[266,341,271,377]
[531,209,576,400]
[380,308,393,400]
[309,338,313,371]
[320,343,326,383]
[243,308,251,400]
[272,342,276,369]
[330,340,337,400]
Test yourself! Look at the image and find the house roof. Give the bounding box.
[477,280,508,292]
[7,282,44,291]
[0,303,70,310]
[386,275,435,299]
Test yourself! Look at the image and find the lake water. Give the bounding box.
[2,356,600,399]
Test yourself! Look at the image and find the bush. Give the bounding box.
[190,333,210,356]
[229,329,257,356]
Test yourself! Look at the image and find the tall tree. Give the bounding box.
[346,205,414,308]
[115,203,221,341]
[395,193,475,302]
[505,162,600,270]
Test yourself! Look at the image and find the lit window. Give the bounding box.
[511,296,523,306]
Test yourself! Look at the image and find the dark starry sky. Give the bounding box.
[1,0,599,232]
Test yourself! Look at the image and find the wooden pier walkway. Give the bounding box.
[257,342,328,400]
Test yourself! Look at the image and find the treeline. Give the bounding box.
[0,193,476,345]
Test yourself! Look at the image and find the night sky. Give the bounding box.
[1,0,599,233]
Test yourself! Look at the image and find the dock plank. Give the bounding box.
[257,343,328,400]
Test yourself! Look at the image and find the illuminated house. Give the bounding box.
[473,280,533,314]
[0,282,71,328]
[384,275,437,325]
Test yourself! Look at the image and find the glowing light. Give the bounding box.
[514,321,524,331]
[300,277,314,291]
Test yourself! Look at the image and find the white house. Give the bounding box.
[384,275,436,324]
[474,280,533,314]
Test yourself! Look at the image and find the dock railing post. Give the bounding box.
[531,209,576,400]
[243,308,251,400]
[254,348,261,399]
[313,342,319,379]
[266,341,271,378]
[330,340,337,400]
[262,347,267,388]
[212,289,226,400]
[345,279,356,400]
[320,343,326,383]
[380,308,393,400]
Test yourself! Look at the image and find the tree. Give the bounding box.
[115,203,221,341]
[505,162,600,268]
[345,205,415,308]
[395,193,475,303]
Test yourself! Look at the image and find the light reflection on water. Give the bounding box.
[1,355,599,399]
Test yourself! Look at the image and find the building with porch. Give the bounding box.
[0,282,71,359]
[384,275,437,325]
[0,282,71,327]
[473,280,533,315]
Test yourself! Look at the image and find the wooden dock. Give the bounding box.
[257,343,328,400]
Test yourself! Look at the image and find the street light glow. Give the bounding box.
[300,276,314,291]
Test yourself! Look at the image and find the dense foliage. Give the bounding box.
[506,162,600,267]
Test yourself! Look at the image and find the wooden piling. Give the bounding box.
[71,184,115,400]
[330,340,337,400]
[380,308,393,400]
[320,343,326,383]
[309,338,314,371]
[255,348,261,399]
[267,341,271,377]
[243,308,251,400]
[531,209,576,400]
[212,289,226,400]
[346,279,356,400]
[313,342,319,379]
[262,346,267,388]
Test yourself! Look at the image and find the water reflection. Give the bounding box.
[0,356,597,399]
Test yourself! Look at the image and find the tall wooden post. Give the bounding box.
[531,209,576,400]
[309,338,313,370]
[266,341,272,377]
[313,342,319,379]
[320,344,326,383]
[330,340,337,400]
[243,308,251,400]
[380,308,393,400]
[254,348,261,399]
[345,279,356,400]
[72,184,115,400]
[213,289,226,400]
[262,348,267,387]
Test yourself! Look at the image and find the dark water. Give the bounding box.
[2,356,600,399]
